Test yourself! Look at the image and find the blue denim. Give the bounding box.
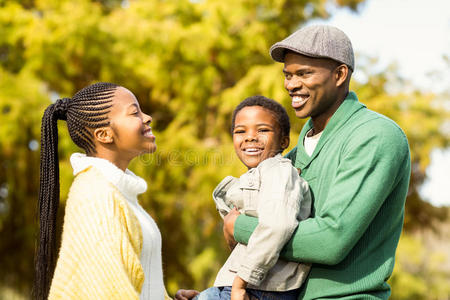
[194,286,300,300]
[194,287,231,300]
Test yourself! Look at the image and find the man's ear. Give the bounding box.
[281,136,290,150]
[93,127,113,144]
[335,64,349,87]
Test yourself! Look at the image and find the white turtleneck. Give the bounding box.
[70,153,165,300]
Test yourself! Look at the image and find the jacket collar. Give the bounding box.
[295,91,366,169]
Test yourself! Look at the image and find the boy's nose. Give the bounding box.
[245,133,257,142]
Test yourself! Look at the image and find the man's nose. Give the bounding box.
[285,76,301,92]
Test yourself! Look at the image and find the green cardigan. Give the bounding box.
[233,92,411,299]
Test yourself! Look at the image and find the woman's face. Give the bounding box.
[108,87,156,161]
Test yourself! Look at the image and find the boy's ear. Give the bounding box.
[281,136,290,150]
[93,127,114,144]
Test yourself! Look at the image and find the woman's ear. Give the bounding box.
[281,136,290,150]
[93,127,114,144]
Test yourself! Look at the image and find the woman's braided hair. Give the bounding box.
[33,82,118,300]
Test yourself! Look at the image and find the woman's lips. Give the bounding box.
[143,129,155,139]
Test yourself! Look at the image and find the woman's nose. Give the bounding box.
[143,113,152,125]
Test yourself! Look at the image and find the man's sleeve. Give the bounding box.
[235,120,410,265]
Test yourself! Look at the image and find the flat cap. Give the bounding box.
[270,25,354,71]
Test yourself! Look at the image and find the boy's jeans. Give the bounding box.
[194,286,300,300]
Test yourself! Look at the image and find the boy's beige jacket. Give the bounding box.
[213,155,312,291]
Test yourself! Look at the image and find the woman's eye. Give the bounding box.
[234,130,245,134]
[259,128,270,132]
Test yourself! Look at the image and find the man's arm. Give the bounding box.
[232,121,410,265]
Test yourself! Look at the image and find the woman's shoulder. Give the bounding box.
[71,166,112,191]
[67,167,122,209]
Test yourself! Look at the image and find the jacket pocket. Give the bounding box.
[239,170,260,217]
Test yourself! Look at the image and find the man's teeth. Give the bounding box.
[293,95,308,103]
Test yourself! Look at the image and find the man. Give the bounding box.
[176,25,410,300]
[222,25,411,299]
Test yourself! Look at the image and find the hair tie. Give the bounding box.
[54,98,71,120]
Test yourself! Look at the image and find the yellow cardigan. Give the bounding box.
[49,167,171,300]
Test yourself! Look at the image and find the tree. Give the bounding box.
[0,0,447,298]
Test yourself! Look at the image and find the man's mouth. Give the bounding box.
[291,94,309,108]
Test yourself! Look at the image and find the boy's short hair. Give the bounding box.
[231,95,290,138]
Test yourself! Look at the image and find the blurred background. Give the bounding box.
[0,0,449,299]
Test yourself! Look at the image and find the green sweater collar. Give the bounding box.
[295,91,366,168]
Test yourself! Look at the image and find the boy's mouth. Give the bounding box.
[242,147,263,155]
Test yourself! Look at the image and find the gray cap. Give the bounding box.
[270,25,354,71]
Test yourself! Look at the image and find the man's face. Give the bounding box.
[283,52,341,125]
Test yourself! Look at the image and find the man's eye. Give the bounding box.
[299,71,312,77]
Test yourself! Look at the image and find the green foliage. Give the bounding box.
[389,232,450,300]
[0,0,448,298]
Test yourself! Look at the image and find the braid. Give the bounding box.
[33,82,118,300]
[67,83,117,154]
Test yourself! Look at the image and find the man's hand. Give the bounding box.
[174,289,200,300]
[223,208,240,250]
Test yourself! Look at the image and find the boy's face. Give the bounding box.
[233,106,288,169]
